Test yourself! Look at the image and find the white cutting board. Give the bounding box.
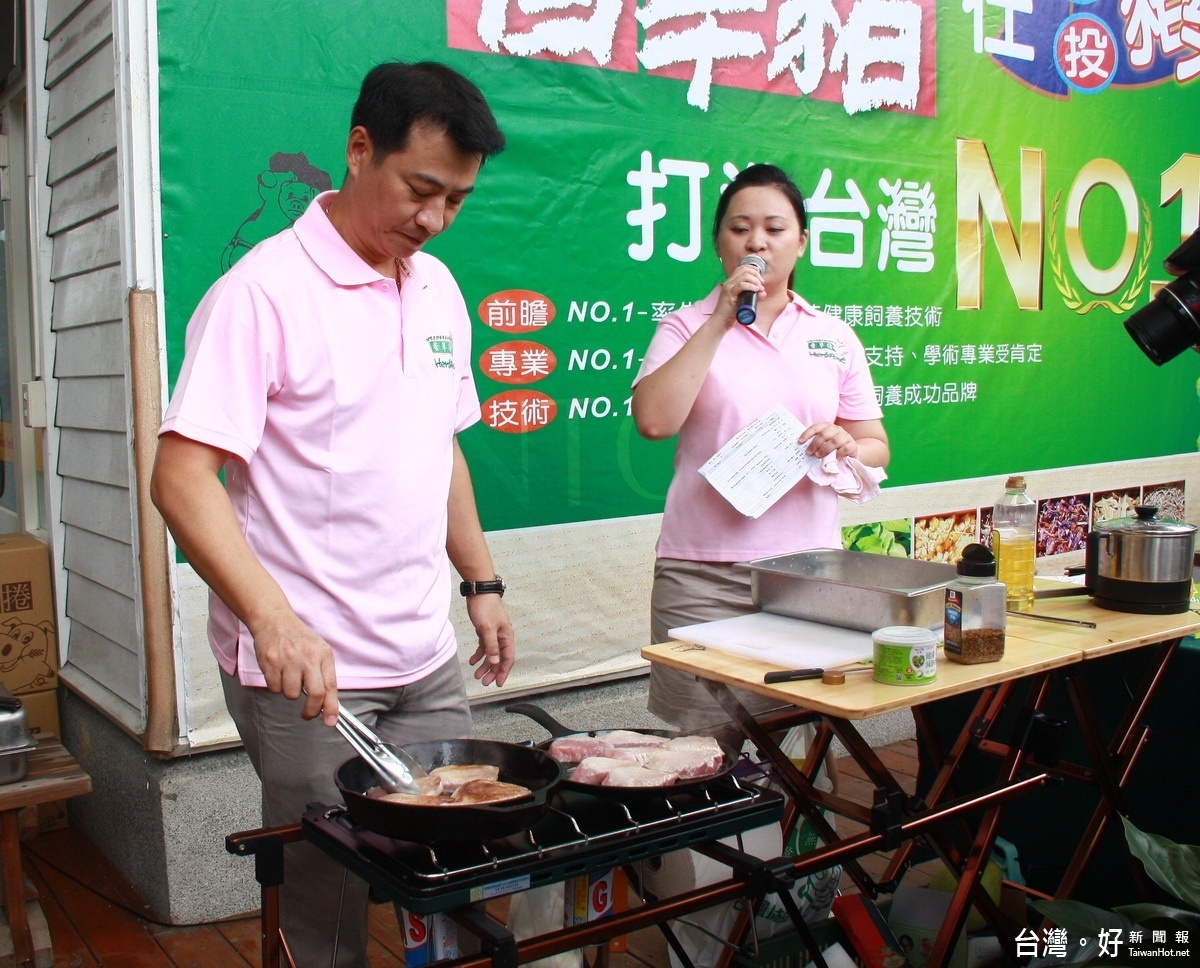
[669,612,875,669]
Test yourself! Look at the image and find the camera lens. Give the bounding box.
[1124,273,1200,366]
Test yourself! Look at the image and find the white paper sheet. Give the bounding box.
[698,405,816,518]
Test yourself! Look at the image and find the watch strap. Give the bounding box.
[460,577,506,597]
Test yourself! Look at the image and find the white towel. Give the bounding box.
[806,451,887,503]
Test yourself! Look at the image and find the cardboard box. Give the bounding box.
[36,797,70,833]
[17,688,60,738]
[0,534,58,696]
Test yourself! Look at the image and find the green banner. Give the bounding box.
[158,1,1200,533]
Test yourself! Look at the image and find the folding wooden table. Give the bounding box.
[643,595,1199,968]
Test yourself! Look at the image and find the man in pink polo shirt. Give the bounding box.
[151,62,511,967]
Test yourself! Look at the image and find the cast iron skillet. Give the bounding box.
[505,702,743,798]
[335,738,563,841]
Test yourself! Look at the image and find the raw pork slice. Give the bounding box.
[600,730,668,749]
[571,756,632,785]
[641,748,724,780]
[666,736,725,756]
[548,735,617,763]
[430,763,500,794]
[603,765,678,787]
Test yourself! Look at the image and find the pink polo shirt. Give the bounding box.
[160,192,480,688]
[635,288,882,562]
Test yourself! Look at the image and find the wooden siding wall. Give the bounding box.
[44,0,144,731]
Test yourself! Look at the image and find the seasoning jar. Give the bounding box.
[944,543,1006,664]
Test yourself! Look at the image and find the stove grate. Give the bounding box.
[302,775,785,913]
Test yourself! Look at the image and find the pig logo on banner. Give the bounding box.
[222,151,333,272]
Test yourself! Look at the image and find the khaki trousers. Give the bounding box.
[648,557,786,735]
[222,656,471,968]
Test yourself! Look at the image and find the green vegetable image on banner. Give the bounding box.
[157,1,1200,534]
[843,520,913,558]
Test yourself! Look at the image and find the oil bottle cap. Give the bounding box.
[1005,475,1026,490]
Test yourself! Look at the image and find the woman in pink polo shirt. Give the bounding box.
[632,164,890,734]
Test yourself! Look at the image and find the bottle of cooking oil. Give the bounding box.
[992,476,1036,612]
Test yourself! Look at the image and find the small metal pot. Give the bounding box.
[1086,505,1196,614]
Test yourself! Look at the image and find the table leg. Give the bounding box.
[930,671,1068,966]
[700,674,1046,968]
[925,804,1006,968]
[696,840,832,968]
[1,808,32,968]
[700,680,879,896]
[885,686,1004,884]
[226,824,305,968]
[1107,639,1177,763]
[1052,641,1178,900]
[839,727,1010,953]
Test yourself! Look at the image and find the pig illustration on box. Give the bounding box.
[1,617,57,693]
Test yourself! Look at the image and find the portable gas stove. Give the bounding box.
[230,774,790,968]
[303,774,784,913]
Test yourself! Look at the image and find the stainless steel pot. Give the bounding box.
[1086,505,1196,614]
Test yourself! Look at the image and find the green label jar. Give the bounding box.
[872,625,939,686]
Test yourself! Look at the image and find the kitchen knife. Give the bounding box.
[763,668,824,684]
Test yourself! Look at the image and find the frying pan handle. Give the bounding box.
[505,702,574,738]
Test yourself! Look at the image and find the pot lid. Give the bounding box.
[1099,505,1197,536]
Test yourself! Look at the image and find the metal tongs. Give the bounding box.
[335,703,427,795]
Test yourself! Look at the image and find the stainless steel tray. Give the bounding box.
[739,549,956,632]
[0,685,35,785]
[0,741,37,784]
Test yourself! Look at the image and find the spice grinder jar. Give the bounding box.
[1085,505,1196,614]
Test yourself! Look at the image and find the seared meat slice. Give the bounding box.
[414,774,445,796]
[452,779,532,804]
[430,763,500,794]
[376,791,448,806]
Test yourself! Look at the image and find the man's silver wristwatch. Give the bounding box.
[459,577,506,598]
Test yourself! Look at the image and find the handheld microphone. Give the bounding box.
[735,255,767,325]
